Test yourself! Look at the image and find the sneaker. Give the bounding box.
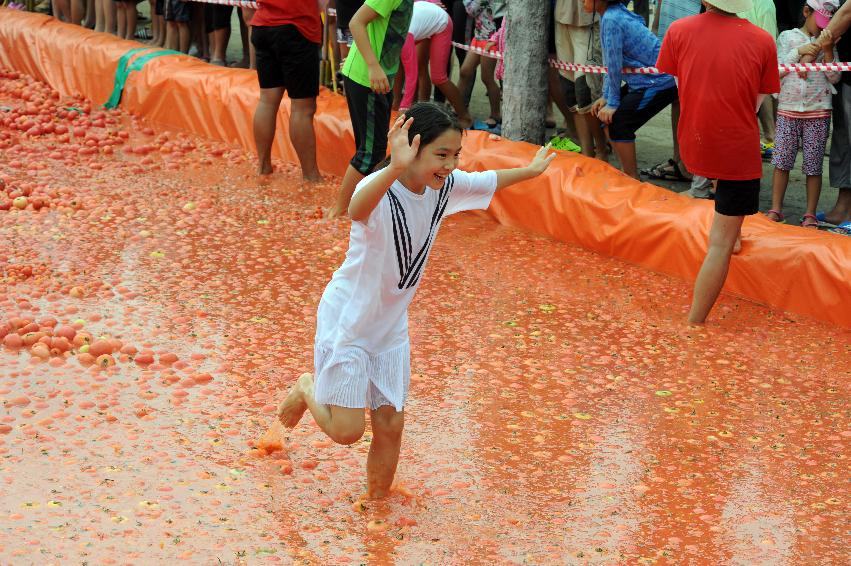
[548,135,581,153]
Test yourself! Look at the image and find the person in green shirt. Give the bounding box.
[329,0,414,219]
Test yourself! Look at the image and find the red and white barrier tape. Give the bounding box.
[452,41,851,75]
[183,0,258,8]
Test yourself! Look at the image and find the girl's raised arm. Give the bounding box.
[494,143,556,191]
[349,117,422,222]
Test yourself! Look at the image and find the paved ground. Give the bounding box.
[141,6,837,229]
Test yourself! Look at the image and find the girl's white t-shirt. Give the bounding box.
[408,1,450,41]
[316,169,498,354]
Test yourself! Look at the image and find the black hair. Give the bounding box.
[379,102,463,169]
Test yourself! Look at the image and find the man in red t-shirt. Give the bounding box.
[251,0,325,180]
[656,0,780,324]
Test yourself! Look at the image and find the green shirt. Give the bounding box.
[342,0,413,88]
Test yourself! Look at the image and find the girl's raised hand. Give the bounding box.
[388,115,421,171]
[527,142,557,176]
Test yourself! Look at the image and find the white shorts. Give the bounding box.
[313,342,410,412]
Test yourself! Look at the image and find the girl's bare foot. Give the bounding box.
[277,373,312,428]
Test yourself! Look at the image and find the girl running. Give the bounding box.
[278,102,555,498]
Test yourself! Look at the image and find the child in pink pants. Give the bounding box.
[399,1,472,127]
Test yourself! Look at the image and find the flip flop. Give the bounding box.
[470,119,501,135]
[829,221,851,235]
[815,212,838,227]
[800,213,819,229]
[547,135,581,153]
[764,209,785,223]
[642,159,691,182]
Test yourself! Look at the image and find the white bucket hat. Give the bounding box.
[705,0,754,14]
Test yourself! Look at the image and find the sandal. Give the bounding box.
[829,221,851,235]
[547,135,581,153]
[815,212,839,227]
[642,159,691,182]
[134,27,152,41]
[764,209,785,223]
[800,213,819,229]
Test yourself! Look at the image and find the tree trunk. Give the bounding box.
[502,0,551,145]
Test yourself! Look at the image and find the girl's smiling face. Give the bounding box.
[411,129,463,191]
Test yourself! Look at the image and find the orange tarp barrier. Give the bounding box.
[1,9,849,327]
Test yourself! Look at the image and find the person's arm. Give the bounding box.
[349,116,421,221]
[349,4,390,94]
[601,16,624,110]
[824,3,851,40]
[651,0,661,35]
[823,40,842,84]
[494,143,557,191]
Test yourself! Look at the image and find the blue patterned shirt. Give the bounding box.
[601,3,675,109]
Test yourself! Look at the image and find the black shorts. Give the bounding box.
[165,0,190,23]
[608,84,678,141]
[336,0,365,29]
[155,0,164,16]
[205,4,233,33]
[714,179,761,216]
[560,74,592,113]
[344,76,393,175]
[252,25,320,97]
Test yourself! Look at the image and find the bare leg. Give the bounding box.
[585,112,608,161]
[688,212,745,323]
[367,406,404,499]
[610,140,638,178]
[178,22,190,53]
[435,80,472,128]
[548,67,573,132]
[146,0,157,42]
[242,8,256,69]
[289,97,321,182]
[94,0,105,32]
[804,175,822,218]
[824,187,851,225]
[124,4,137,40]
[457,52,480,109]
[573,111,594,157]
[155,15,165,46]
[480,56,501,122]
[165,21,178,51]
[116,6,126,39]
[253,87,284,175]
[54,0,71,22]
[104,0,116,35]
[769,168,789,218]
[70,0,84,25]
[328,165,366,219]
[277,373,366,445]
[84,0,96,28]
[210,27,230,63]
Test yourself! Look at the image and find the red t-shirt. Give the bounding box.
[656,13,780,181]
[252,0,322,44]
